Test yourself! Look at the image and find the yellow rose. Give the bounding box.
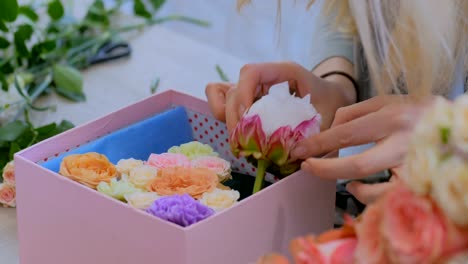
[59,152,118,189]
[124,192,161,209]
[128,165,158,189]
[432,156,468,226]
[116,158,144,175]
[199,188,240,212]
[452,95,468,154]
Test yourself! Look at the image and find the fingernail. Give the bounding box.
[238,104,246,117]
[292,146,307,158]
[300,161,311,171]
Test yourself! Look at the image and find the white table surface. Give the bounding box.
[0,24,245,264]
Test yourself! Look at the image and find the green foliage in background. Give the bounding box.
[0,0,209,178]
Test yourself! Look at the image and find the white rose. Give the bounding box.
[444,251,468,264]
[451,95,468,155]
[432,156,468,226]
[124,192,161,209]
[116,158,144,175]
[200,188,240,212]
[404,144,441,195]
[245,82,319,136]
[128,165,158,189]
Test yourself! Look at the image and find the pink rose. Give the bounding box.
[381,186,448,264]
[147,153,190,169]
[355,201,389,264]
[191,156,231,182]
[2,161,15,186]
[0,183,16,207]
[291,236,357,264]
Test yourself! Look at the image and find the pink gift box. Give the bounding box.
[14,90,336,264]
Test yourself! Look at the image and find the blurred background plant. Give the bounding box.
[0,0,209,180]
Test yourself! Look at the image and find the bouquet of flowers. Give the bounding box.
[58,141,240,227]
[256,95,468,264]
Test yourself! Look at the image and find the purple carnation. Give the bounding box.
[145,193,214,227]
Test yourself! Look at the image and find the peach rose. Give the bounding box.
[355,201,389,264]
[0,183,16,207]
[2,161,15,186]
[148,167,218,199]
[59,152,119,189]
[381,186,448,264]
[256,254,290,264]
[289,236,357,264]
[147,153,190,169]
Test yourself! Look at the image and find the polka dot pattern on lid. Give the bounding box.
[186,110,276,183]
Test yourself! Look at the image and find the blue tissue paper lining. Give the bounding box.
[42,106,194,173]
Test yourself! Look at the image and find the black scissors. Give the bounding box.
[88,41,132,65]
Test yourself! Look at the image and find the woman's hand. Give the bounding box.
[291,95,429,204]
[205,61,357,135]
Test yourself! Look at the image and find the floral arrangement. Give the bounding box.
[0,161,16,207]
[57,141,240,227]
[257,95,468,264]
[230,85,322,193]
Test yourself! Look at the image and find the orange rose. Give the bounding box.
[148,167,218,199]
[59,152,118,189]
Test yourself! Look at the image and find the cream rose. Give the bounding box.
[411,97,453,146]
[128,165,158,189]
[432,156,468,226]
[199,188,240,212]
[451,95,468,155]
[124,192,161,209]
[404,144,440,195]
[116,158,144,176]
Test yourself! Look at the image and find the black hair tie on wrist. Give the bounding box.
[320,71,360,101]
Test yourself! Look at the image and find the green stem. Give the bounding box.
[253,159,267,194]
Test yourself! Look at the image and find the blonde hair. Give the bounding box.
[238,0,468,99]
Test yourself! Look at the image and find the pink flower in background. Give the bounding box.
[381,186,448,264]
[354,201,389,264]
[147,153,190,169]
[0,183,16,207]
[2,161,15,186]
[291,236,357,264]
[230,85,321,178]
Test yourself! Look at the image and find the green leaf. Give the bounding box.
[0,37,9,49]
[0,21,7,32]
[84,0,110,27]
[0,72,7,91]
[47,0,64,21]
[440,127,451,144]
[0,0,19,22]
[215,64,230,82]
[53,64,85,102]
[18,6,39,21]
[134,0,152,19]
[35,120,74,142]
[8,142,20,160]
[0,120,28,141]
[149,0,165,11]
[150,77,160,94]
[13,24,33,57]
